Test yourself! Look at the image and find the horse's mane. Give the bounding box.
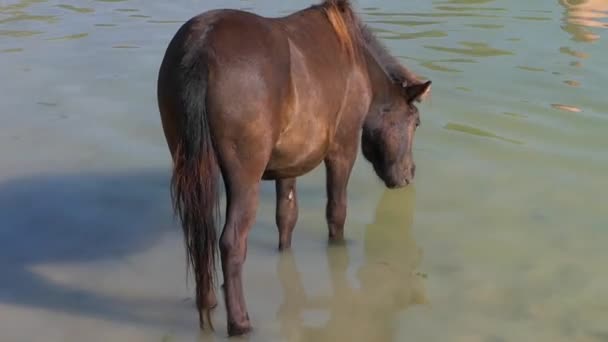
[319,0,422,85]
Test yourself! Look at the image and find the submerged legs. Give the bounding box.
[214,135,357,335]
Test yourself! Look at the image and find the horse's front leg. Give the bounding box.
[324,150,357,242]
[276,178,298,251]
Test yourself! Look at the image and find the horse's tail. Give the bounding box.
[170,45,220,329]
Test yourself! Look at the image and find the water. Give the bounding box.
[1,0,607,341]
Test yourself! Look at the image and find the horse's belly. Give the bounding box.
[263,128,330,180]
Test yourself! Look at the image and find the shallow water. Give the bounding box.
[1,0,607,341]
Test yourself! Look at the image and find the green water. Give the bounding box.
[1,0,607,341]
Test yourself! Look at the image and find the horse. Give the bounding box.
[156,0,431,336]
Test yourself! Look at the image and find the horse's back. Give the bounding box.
[186,8,347,177]
[159,6,364,180]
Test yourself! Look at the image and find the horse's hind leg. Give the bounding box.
[217,145,269,336]
[275,178,298,251]
[220,181,259,335]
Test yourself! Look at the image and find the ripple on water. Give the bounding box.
[425,41,513,59]
[422,61,462,73]
[551,104,582,113]
[517,66,545,72]
[112,44,139,49]
[569,61,583,67]
[0,14,58,24]
[146,20,183,24]
[366,11,500,18]
[46,33,89,41]
[444,122,523,145]
[55,5,95,14]
[559,47,589,59]
[368,19,442,27]
[399,55,476,74]
[513,16,552,21]
[0,47,23,53]
[441,0,496,4]
[466,23,504,29]
[382,30,448,40]
[434,6,506,12]
[563,80,581,87]
[0,30,43,37]
[502,112,527,119]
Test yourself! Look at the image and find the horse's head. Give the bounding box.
[362,80,431,189]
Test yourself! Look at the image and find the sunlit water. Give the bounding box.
[1,0,607,341]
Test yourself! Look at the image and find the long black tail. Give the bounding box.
[170,47,220,329]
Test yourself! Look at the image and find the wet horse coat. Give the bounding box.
[157,0,431,336]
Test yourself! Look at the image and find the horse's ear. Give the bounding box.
[402,80,432,103]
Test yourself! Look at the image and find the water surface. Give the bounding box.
[1,0,607,341]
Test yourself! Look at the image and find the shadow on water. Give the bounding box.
[0,169,193,329]
[0,168,427,340]
[276,186,427,342]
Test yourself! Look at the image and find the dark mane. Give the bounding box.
[319,0,422,84]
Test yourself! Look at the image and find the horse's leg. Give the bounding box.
[275,178,298,251]
[219,177,260,335]
[324,145,357,243]
[217,138,269,335]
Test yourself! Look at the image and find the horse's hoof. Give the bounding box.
[278,243,292,252]
[328,237,346,246]
[228,321,252,337]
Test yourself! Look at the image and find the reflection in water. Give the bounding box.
[557,0,606,105]
[277,187,427,342]
[559,0,608,42]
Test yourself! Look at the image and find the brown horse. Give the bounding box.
[157,0,431,336]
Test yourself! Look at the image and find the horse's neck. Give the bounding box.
[362,49,395,109]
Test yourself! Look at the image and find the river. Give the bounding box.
[1,0,607,341]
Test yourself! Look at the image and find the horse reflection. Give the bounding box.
[559,0,608,42]
[277,187,427,342]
